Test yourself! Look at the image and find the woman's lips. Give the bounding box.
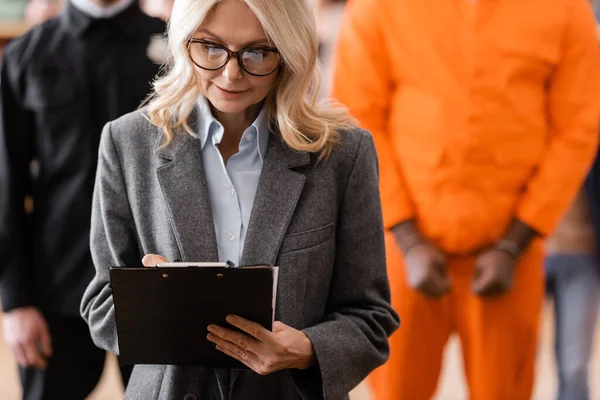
[216,85,248,99]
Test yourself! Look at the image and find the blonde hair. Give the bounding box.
[145,0,354,158]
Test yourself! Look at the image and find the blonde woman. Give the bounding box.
[80,0,399,398]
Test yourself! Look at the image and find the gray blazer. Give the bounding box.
[80,109,400,400]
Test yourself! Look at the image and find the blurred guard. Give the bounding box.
[0,0,165,398]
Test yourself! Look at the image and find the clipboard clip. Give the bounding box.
[176,259,236,268]
[155,260,237,268]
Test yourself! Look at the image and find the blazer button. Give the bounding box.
[183,394,197,400]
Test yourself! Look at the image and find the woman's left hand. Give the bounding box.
[207,315,315,375]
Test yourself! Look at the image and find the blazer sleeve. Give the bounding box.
[0,48,36,312]
[516,0,600,236]
[80,121,140,354]
[332,0,415,230]
[293,132,400,400]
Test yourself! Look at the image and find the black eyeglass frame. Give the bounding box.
[187,38,281,77]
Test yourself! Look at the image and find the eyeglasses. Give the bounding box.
[187,39,280,77]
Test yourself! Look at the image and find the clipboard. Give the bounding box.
[109,263,278,369]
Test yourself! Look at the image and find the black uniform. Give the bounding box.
[0,2,165,398]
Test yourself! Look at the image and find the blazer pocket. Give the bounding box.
[279,223,334,255]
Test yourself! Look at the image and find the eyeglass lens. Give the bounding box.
[189,41,279,75]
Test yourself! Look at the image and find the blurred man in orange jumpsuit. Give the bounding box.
[332,0,600,399]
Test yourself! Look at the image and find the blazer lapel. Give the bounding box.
[231,135,310,391]
[241,135,311,267]
[155,122,219,262]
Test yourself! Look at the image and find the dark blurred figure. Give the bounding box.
[0,0,166,398]
[546,190,600,400]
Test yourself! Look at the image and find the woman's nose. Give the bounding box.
[223,56,243,81]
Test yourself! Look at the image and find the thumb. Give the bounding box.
[273,321,289,333]
[471,267,489,294]
[142,254,169,267]
[39,327,53,358]
[438,272,452,293]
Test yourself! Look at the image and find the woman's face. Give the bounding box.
[190,0,279,115]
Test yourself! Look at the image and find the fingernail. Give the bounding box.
[207,325,216,333]
[226,315,235,322]
[207,333,215,341]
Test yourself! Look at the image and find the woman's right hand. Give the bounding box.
[141,254,169,266]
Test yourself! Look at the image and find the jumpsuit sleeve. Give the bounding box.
[517,0,600,236]
[331,0,416,230]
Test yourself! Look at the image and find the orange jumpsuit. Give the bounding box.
[332,0,600,399]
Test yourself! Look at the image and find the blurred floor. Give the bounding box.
[0,302,598,399]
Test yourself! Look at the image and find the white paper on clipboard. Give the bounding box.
[156,262,230,268]
[272,267,279,324]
